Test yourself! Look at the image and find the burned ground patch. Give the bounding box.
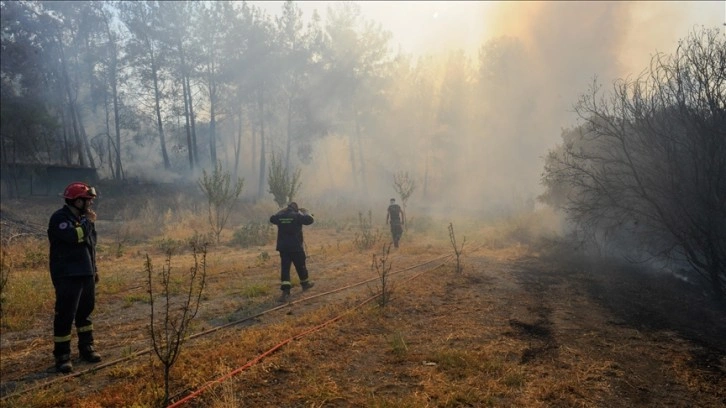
[503,255,565,365]
[567,254,726,383]
[507,318,558,364]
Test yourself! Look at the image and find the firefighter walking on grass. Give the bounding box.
[270,202,315,302]
[47,182,102,373]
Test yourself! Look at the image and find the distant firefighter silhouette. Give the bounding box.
[386,198,405,248]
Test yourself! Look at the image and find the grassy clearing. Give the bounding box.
[1,200,723,407]
[1,268,52,330]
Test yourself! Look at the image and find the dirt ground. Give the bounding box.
[1,196,725,407]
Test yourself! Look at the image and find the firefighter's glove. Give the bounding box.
[94,273,99,284]
[300,208,309,216]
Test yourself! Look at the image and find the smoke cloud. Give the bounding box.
[66,2,722,220]
[284,1,721,217]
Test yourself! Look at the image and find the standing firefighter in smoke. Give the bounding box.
[386,198,405,248]
[269,202,315,302]
[47,182,102,373]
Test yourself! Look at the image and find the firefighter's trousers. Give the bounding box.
[279,251,309,291]
[52,275,96,356]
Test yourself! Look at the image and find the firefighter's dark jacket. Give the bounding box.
[48,205,97,279]
[270,208,314,252]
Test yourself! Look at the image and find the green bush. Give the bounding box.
[156,238,183,254]
[198,161,244,243]
[353,210,381,251]
[232,222,273,248]
[155,232,212,254]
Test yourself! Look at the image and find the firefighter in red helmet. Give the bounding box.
[47,182,102,373]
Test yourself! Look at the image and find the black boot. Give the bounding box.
[277,289,291,303]
[55,354,73,373]
[79,345,102,363]
[301,281,315,291]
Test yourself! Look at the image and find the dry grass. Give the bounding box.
[0,246,52,330]
[1,199,724,407]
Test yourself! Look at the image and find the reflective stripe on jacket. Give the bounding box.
[48,205,97,278]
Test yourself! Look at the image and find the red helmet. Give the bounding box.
[63,182,97,200]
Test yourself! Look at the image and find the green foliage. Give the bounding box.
[156,232,212,255]
[156,238,182,255]
[267,152,302,208]
[198,161,244,243]
[353,210,381,251]
[123,293,150,308]
[232,222,273,248]
[241,284,269,299]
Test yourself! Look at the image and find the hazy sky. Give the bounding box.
[255,1,725,77]
[246,1,726,211]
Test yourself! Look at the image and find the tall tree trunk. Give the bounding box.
[77,110,96,168]
[59,42,85,167]
[182,75,194,171]
[151,57,171,170]
[234,108,243,179]
[60,111,71,165]
[71,36,96,170]
[325,138,335,187]
[103,91,114,177]
[210,97,217,165]
[185,74,199,168]
[348,131,358,189]
[208,72,217,165]
[257,89,266,199]
[111,80,123,179]
[8,141,18,198]
[423,155,429,199]
[285,96,293,172]
[355,115,367,196]
[251,105,257,176]
[1,140,12,198]
[67,104,83,166]
[102,9,125,178]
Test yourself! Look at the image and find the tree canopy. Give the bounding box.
[541,28,726,300]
